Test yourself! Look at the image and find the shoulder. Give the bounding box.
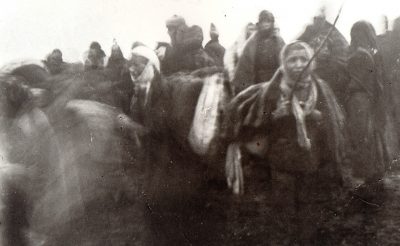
[350,48,373,61]
[205,40,215,48]
[348,48,374,68]
[241,34,257,52]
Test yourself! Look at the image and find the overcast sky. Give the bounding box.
[1,0,399,65]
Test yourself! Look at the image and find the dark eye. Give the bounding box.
[299,57,308,63]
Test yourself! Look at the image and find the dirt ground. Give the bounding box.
[50,154,400,246]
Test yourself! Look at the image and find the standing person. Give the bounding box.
[345,21,389,191]
[298,8,349,106]
[377,16,400,164]
[83,41,106,70]
[162,15,214,75]
[231,10,285,94]
[106,39,127,77]
[224,22,256,81]
[204,23,225,67]
[224,41,346,242]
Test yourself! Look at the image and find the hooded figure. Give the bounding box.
[231,10,285,94]
[43,49,65,75]
[162,15,215,75]
[84,41,106,70]
[345,21,389,188]
[204,23,225,67]
[298,8,349,106]
[106,40,127,76]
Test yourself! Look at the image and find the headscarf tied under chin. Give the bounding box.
[129,45,160,106]
[279,41,318,150]
[280,40,315,81]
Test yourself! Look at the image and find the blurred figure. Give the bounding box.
[204,23,225,67]
[127,44,160,123]
[43,49,65,75]
[106,39,127,76]
[163,15,214,75]
[224,22,256,81]
[231,10,285,94]
[155,41,172,75]
[345,21,389,193]
[298,7,349,106]
[377,16,400,165]
[155,42,171,61]
[83,41,106,70]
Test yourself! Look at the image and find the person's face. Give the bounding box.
[258,20,273,33]
[47,56,63,74]
[284,49,311,82]
[128,55,148,80]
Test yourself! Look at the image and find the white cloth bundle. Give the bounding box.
[188,73,228,156]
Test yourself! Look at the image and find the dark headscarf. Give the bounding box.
[350,21,378,52]
[349,20,388,129]
[350,21,386,91]
[89,41,106,58]
[258,10,275,24]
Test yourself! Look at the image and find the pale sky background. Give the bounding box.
[0,0,399,65]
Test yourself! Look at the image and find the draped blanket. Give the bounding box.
[223,69,346,186]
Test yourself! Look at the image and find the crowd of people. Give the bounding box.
[3,7,400,244]
[37,9,400,200]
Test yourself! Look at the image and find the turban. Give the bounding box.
[130,45,160,73]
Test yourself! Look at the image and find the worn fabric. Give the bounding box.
[231,30,285,94]
[378,23,400,155]
[223,68,345,176]
[106,44,126,76]
[345,47,388,182]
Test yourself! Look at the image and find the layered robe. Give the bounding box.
[223,69,346,195]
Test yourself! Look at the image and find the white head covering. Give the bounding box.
[130,45,160,72]
[128,45,160,106]
[280,40,315,81]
